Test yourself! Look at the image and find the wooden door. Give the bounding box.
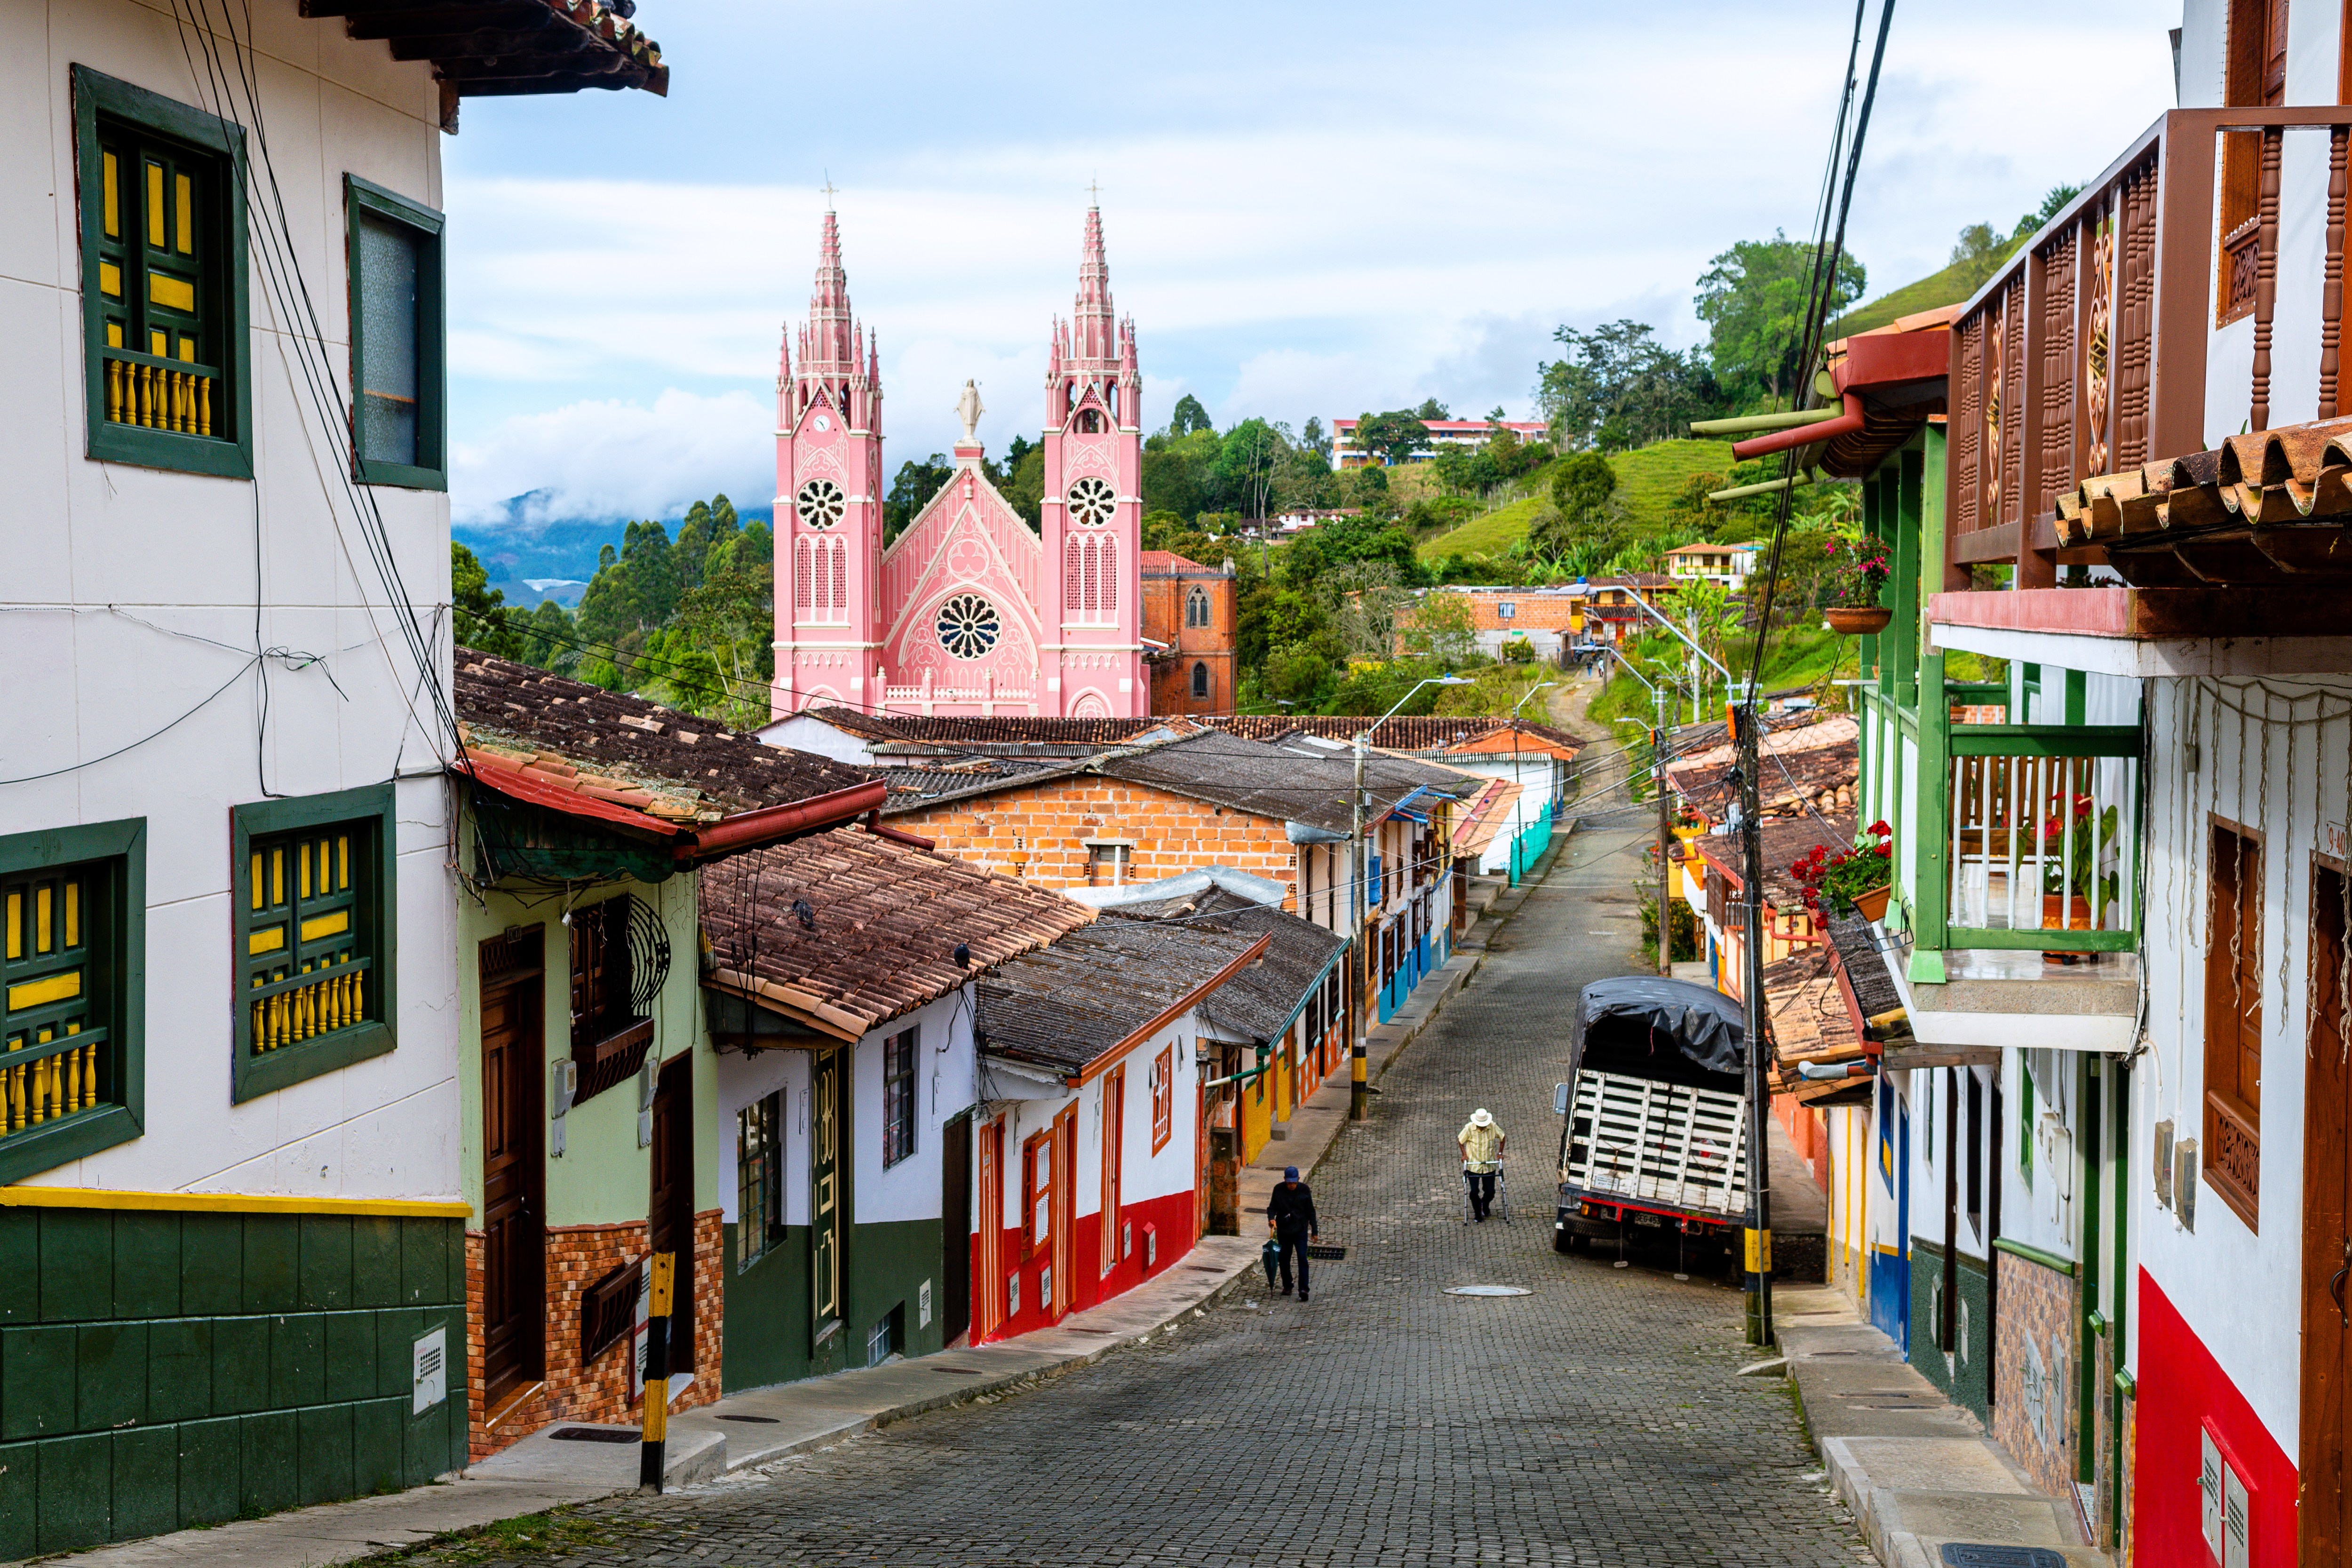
[1100,1069,1125,1276]
[810,1048,844,1341]
[1195,1079,1212,1239]
[940,1113,972,1345]
[975,1116,1003,1338]
[648,1050,694,1372]
[2303,863,2352,1567]
[479,934,545,1410]
[1050,1104,1077,1320]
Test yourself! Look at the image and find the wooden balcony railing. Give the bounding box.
[248,955,370,1054]
[1948,106,2352,588]
[1941,728,2139,952]
[103,346,219,436]
[3,1026,104,1136]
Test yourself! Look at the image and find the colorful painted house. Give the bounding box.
[447,653,880,1458]
[0,2,663,1553]
[970,919,1267,1339]
[697,825,1092,1378]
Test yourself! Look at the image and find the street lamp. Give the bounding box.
[1350,674,1470,1122]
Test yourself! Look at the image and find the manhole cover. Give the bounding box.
[1939,1548,2066,1568]
[713,1414,779,1424]
[1444,1285,1532,1297]
[548,1427,638,1443]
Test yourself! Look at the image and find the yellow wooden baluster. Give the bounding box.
[81,1043,95,1112]
[353,969,364,1023]
[197,375,212,437]
[106,359,122,423]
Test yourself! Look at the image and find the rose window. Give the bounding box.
[795,478,845,528]
[1067,477,1116,526]
[935,594,1001,660]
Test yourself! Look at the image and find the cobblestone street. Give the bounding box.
[477,831,1868,1567]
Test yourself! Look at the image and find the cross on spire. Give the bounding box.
[1086,177,1101,206]
[820,174,839,209]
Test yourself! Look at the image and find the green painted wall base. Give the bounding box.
[0,1206,466,1557]
[722,1216,946,1393]
[1909,1239,1993,1424]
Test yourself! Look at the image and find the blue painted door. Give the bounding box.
[1867,1085,1911,1351]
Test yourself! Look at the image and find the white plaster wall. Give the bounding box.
[713,1043,809,1228]
[755,716,875,767]
[2131,674,2352,1454]
[2,3,458,1201]
[1909,1063,1998,1264]
[851,991,972,1227]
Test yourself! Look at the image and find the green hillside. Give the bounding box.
[1830,238,2023,339]
[1415,438,1737,562]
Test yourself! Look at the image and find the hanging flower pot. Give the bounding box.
[1825,605,1894,636]
[1849,884,1892,922]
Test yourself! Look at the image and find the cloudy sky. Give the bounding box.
[444,0,2178,527]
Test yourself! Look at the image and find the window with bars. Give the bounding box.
[347,177,445,489]
[74,66,250,478]
[882,1026,918,1167]
[231,785,395,1103]
[737,1090,783,1269]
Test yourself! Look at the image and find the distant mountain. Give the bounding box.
[454,491,771,612]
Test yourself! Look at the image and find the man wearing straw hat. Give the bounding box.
[1458,1109,1505,1222]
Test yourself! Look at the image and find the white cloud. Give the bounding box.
[450,389,771,526]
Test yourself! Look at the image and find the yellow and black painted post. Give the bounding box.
[638,1251,674,1492]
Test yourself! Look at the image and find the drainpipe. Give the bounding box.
[1730,393,1864,463]
[681,779,887,860]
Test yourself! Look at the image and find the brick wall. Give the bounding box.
[466,1209,724,1461]
[893,777,1299,905]
[1141,570,1237,716]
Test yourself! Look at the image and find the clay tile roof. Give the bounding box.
[323,0,669,102]
[1826,915,1904,1022]
[799,706,915,741]
[700,826,1095,1040]
[1141,550,1211,573]
[2053,412,2352,586]
[1760,947,1865,1101]
[1098,729,1482,836]
[1668,714,1858,827]
[454,649,873,822]
[978,919,1267,1077]
[850,715,1187,747]
[1208,714,1581,757]
[1104,890,1348,1045]
[1689,812,1856,912]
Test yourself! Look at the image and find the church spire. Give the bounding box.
[1071,202,1117,366]
[806,209,858,370]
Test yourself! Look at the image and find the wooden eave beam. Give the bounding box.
[340,4,556,37]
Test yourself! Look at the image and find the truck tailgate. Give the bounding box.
[1560,1068,1749,1218]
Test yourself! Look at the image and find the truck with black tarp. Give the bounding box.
[1552,977,1752,1262]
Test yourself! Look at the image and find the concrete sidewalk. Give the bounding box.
[48,842,1549,1568]
[1777,1283,2110,1568]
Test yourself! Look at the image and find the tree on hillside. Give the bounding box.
[1300,416,1332,462]
[1414,398,1450,421]
[1353,409,1432,466]
[1538,321,1720,451]
[885,454,954,541]
[1214,418,1290,521]
[1550,451,1617,521]
[1168,393,1215,437]
[1398,591,1477,666]
[452,543,522,658]
[1694,232,1867,411]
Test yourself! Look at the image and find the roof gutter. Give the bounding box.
[679,778,887,861]
[1065,930,1274,1088]
[1731,393,1863,463]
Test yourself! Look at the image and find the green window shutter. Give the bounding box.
[346,177,446,490]
[72,66,251,478]
[230,785,398,1103]
[0,820,147,1185]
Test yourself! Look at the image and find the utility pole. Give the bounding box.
[1350,731,1370,1122]
[1734,693,1774,1348]
[1654,684,1672,978]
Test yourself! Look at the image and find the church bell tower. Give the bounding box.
[772,209,884,716]
[1038,203,1145,718]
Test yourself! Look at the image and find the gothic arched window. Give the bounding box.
[1191,661,1210,700]
[1186,586,1208,628]
[1065,537,1084,613]
[829,537,847,621]
[1078,407,1103,434]
[1082,535,1100,619]
[794,537,812,613]
[1099,536,1117,618]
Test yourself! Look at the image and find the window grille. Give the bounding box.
[1082,537,1099,618]
[1150,1046,1174,1152]
[580,1258,642,1363]
[1088,844,1130,887]
[569,893,667,1106]
[76,66,250,477]
[882,1026,917,1166]
[1100,536,1116,617]
[1065,537,1084,612]
[795,537,813,611]
[737,1090,782,1267]
[830,537,848,619]
[2,864,106,1146]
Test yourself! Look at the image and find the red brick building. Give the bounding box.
[1141,551,1238,715]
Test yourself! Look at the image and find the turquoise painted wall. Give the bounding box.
[0,1204,466,1558]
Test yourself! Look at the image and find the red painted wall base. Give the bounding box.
[2133,1269,2296,1567]
[969,1187,1197,1344]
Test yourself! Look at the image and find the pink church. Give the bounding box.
[771,206,1148,720]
